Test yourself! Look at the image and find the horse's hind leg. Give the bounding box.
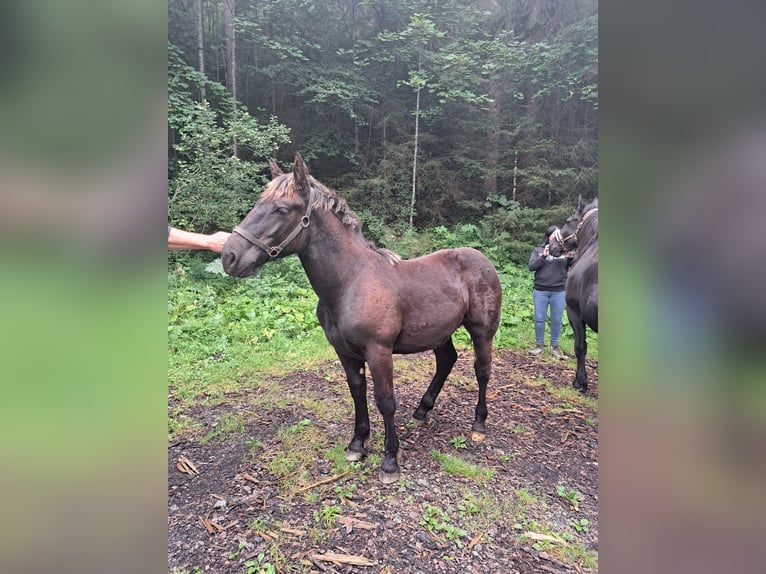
[412,339,458,424]
[337,353,371,461]
[568,307,589,392]
[470,336,493,442]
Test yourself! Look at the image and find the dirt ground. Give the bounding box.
[169,349,598,573]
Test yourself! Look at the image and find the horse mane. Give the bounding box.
[577,199,599,249]
[261,173,402,265]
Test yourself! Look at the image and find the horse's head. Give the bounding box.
[549,196,598,257]
[222,153,314,277]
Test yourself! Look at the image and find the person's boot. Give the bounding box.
[551,345,567,360]
[529,342,544,356]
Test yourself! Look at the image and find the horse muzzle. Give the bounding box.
[221,235,269,277]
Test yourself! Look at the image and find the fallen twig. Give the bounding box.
[310,552,376,567]
[176,455,199,475]
[466,531,484,551]
[295,470,351,493]
[280,526,307,536]
[229,493,265,508]
[338,516,377,531]
[523,531,568,545]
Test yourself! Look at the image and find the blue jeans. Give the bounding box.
[533,288,566,346]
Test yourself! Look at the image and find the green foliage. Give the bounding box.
[334,482,357,502]
[245,552,276,574]
[169,0,597,228]
[168,257,320,364]
[571,518,590,533]
[420,505,468,548]
[449,436,467,450]
[431,450,495,482]
[167,44,291,232]
[556,484,582,511]
[313,504,341,528]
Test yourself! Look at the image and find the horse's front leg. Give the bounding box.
[567,307,588,392]
[337,353,370,461]
[365,344,400,484]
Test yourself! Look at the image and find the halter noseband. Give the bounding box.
[554,207,598,248]
[232,189,314,259]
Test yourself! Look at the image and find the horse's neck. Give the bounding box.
[298,212,370,302]
[579,214,598,250]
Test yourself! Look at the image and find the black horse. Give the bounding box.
[222,154,502,483]
[550,197,598,391]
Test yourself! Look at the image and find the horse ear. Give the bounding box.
[268,158,284,178]
[293,153,310,189]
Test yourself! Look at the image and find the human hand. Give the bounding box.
[543,245,550,257]
[565,250,575,258]
[205,231,232,253]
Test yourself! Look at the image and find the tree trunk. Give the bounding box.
[409,80,421,229]
[512,150,518,202]
[484,78,500,196]
[223,0,238,157]
[196,0,206,101]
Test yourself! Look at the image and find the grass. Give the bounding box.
[199,412,247,444]
[263,418,330,493]
[545,380,598,410]
[430,450,495,482]
[518,519,598,570]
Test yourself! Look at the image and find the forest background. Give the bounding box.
[168,0,598,383]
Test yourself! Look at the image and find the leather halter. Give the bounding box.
[554,207,598,247]
[232,189,315,259]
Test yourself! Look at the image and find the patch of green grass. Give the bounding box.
[545,380,598,411]
[264,419,330,494]
[323,442,352,474]
[518,518,597,569]
[431,450,495,482]
[313,503,342,528]
[515,487,543,507]
[168,413,204,441]
[168,258,336,410]
[249,516,271,534]
[559,541,598,570]
[199,412,247,445]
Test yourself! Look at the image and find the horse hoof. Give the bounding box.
[470,432,486,443]
[410,417,427,427]
[573,381,588,393]
[380,470,400,484]
[345,449,365,462]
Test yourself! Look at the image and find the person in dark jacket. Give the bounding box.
[528,225,575,359]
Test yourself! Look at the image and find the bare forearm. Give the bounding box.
[168,228,231,253]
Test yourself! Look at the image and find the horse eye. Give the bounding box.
[274,206,289,215]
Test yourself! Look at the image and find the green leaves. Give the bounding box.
[168,43,291,231]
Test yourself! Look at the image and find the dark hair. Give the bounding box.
[544,225,558,245]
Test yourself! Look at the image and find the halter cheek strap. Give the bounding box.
[554,207,598,247]
[232,190,314,259]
